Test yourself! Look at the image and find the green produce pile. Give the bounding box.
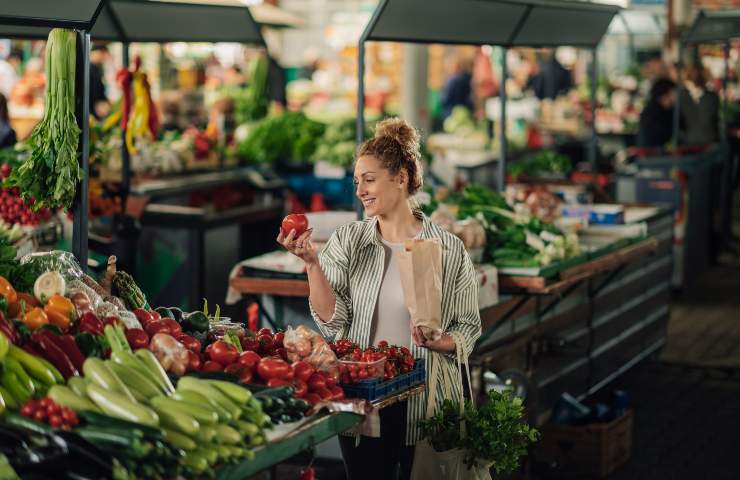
[443,106,476,135]
[5,29,81,211]
[226,55,269,125]
[237,112,326,165]
[311,119,372,168]
[507,150,572,179]
[420,389,538,475]
[428,184,580,268]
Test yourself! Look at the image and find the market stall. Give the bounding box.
[86,0,286,309]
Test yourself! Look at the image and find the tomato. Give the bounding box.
[237,350,261,370]
[224,363,254,383]
[258,328,273,337]
[266,378,291,388]
[325,373,337,389]
[257,334,273,353]
[241,337,260,352]
[256,357,292,381]
[400,347,411,356]
[330,386,345,400]
[34,410,47,422]
[186,351,202,372]
[292,379,308,398]
[20,404,34,417]
[377,340,388,349]
[281,214,308,237]
[304,393,321,406]
[307,373,326,392]
[273,331,285,348]
[202,360,223,372]
[39,398,53,409]
[124,328,149,350]
[276,347,288,361]
[162,318,182,337]
[292,361,315,383]
[208,340,239,366]
[0,276,17,305]
[315,387,333,401]
[48,414,63,428]
[149,310,161,321]
[358,368,368,380]
[145,320,172,337]
[133,308,154,326]
[299,467,315,480]
[61,408,77,425]
[177,334,201,353]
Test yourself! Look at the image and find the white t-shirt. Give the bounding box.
[370,237,411,347]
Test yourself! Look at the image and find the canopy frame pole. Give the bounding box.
[498,47,508,192]
[590,47,598,175]
[722,41,730,143]
[73,30,92,271]
[673,43,683,149]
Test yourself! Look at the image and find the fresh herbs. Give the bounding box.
[420,390,539,475]
[237,112,325,165]
[5,29,81,211]
[507,150,572,179]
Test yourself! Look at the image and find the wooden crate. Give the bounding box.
[536,410,633,478]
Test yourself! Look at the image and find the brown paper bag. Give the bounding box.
[398,238,443,342]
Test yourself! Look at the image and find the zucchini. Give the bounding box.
[232,419,260,438]
[7,345,58,385]
[83,358,136,403]
[177,377,242,420]
[206,379,251,404]
[197,425,217,443]
[150,396,218,425]
[172,390,232,423]
[134,349,175,394]
[0,385,18,409]
[76,426,153,459]
[253,386,294,399]
[213,424,242,444]
[108,361,161,401]
[183,452,208,473]
[162,428,196,451]
[149,403,199,436]
[67,376,89,397]
[78,410,164,439]
[196,446,219,465]
[48,385,100,413]
[86,383,159,428]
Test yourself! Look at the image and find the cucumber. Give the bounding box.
[149,402,199,436]
[67,376,89,397]
[4,412,52,434]
[213,424,241,444]
[83,358,136,403]
[48,385,100,413]
[172,390,232,423]
[163,428,196,451]
[134,349,175,394]
[150,396,218,425]
[205,379,251,404]
[86,383,160,428]
[177,377,242,420]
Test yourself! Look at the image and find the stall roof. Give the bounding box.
[0,0,104,38]
[362,0,620,48]
[683,9,740,44]
[608,9,665,36]
[91,0,264,45]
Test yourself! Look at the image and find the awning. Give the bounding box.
[683,9,740,44]
[362,0,620,48]
[607,10,664,36]
[91,0,264,45]
[0,0,104,38]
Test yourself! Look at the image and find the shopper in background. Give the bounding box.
[278,118,481,480]
[89,44,111,119]
[440,58,474,120]
[679,64,720,146]
[527,49,573,100]
[637,78,677,148]
[0,50,19,99]
[0,93,17,148]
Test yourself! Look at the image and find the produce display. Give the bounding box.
[237,111,325,165]
[310,119,372,168]
[507,150,572,179]
[5,29,81,212]
[330,340,416,383]
[426,185,580,268]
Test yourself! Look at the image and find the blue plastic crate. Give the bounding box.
[341,359,426,402]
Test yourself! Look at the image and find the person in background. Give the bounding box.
[0,94,17,148]
[440,58,473,120]
[679,64,720,146]
[267,55,287,111]
[0,50,19,99]
[89,44,111,119]
[637,78,677,148]
[527,50,573,100]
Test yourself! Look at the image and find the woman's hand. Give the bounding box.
[277,228,318,266]
[411,325,456,354]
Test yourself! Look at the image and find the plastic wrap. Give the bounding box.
[117,310,142,330]
[283,325,338,373]
[66,279,104,311]
[149,333,189,376]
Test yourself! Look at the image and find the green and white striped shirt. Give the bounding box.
[309,212,482,444]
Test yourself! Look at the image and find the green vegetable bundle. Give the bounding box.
[507,150,572,178]
[310,119,372,168]
[237,112,325,165]
[420,390,538,475]
[230,55,269,124]
[5,29,81,211]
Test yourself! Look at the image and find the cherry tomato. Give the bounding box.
[48,414,63,428]
[281,214,308,237]
[299,467,315,480]
[202,360,224,372]
[34,410,47,422]
[61,408,77,423]
[20,404,34,417]
[46,403,62,416]
[330,386,345,400]
[39,398,53,409]
[378,340,389,349]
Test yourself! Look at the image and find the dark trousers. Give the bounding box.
[338,401,415,480]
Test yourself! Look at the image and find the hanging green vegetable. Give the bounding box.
[5,29,81,211]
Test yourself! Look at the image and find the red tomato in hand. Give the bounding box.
[186,351,201,372]
[177,334,201,353]
[281,214,308,237]
[237,350,261,370]
[208,340,239,366]
[202,360,223,372]
[292,361,315,383]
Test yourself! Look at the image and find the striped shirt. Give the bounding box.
[309,212,482,445]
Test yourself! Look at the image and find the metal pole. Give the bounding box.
[722,41,729,143]
[355,41,366,219]
[73,30,91,271]
[590,48,598,174]
[498,47,508,192]
[673,43,682,149]
[121,43,131,202]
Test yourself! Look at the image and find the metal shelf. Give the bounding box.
[130,168,286,198]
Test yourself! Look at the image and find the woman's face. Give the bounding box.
[354,155,406,217]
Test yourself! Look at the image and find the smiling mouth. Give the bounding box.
[362,198,376,207]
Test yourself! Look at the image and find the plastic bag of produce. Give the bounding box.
[14,250,83,293]
[283,325,338,372]
[150,333,189,376]
[398,239,443,342]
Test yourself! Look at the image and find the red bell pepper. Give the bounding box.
[78,312,104,336]
[31,331,78,379]
[57,334,86,372]
[0,312,18,343]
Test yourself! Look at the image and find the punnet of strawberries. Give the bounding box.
[330,339,416,384]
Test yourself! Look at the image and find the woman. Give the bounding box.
[0,93,17,148]
[278,118,481,480]
[679,65,720,146]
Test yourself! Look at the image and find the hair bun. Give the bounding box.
[374,117,420,155]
